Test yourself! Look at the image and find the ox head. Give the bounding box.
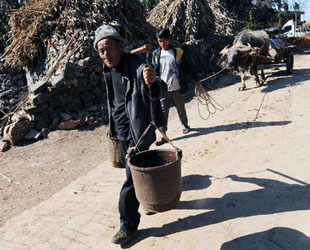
[220,45,252,70]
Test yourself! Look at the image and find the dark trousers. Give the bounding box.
[160,90,188,131]
[118,139,140,232]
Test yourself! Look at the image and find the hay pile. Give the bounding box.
[5,0,154,69]
[1,0,157,150]
[148,0,240,77]
[294,34,310,50]
[148,0,215,43]
[208,0,241,36]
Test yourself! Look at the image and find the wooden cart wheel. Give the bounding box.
[286,53,294,74]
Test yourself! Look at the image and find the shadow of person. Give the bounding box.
[122,174,310,248]
[172,120,291,142]
[182,174,212,191]
[220,227,310,250]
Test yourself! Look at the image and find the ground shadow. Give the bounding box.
[261,68,310,93]
[122,173,310,248]
[172,120,291,142]
[220,227,310,250]
[182,174,212,191]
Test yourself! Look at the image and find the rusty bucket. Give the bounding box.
[128,149,182,212]
[107,131,125,169]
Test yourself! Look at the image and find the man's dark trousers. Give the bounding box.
[118,139,146,232]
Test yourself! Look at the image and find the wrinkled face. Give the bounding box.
[226,49,242,70]
[157,37,170,50]
[97,38,124,68]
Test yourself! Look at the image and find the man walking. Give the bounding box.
[152,28,200,146]
[94,24,166,244]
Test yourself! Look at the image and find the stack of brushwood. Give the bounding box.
[148,0,241,77]
[1,0,155,151]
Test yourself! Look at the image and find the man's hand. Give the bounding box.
[195,81,201,87]
[143,65,156,85]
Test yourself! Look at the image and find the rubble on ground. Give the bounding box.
[1,0,154,149]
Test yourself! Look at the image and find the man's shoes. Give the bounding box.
[155,137,167,146]
[144,210,156,215]
[182,125,191,134]
[111,229,138,245]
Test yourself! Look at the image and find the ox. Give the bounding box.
[220,30,270,91]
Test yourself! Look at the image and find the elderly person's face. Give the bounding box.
[97,38,124,68]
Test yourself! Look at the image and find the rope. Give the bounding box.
[199,66,227,83]
[194,67,227,120]
[195,84,224,120]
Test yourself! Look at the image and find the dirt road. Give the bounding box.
[0,54,310,249]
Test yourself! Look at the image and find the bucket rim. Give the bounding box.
[128,148,182,172]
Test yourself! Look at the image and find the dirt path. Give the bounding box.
[0,54,310,249]
[0,126,109,227]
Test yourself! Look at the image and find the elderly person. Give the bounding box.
[93,24,166,244]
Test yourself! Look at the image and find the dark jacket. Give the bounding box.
[103,53,167,150]
[152,46,198,93]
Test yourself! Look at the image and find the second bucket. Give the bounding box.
[128,148,182,213]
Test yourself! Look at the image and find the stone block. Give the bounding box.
[24,129,40,140]
[24,103,48,114]
[29,93,48,106]
[48,94,67,108]
[81,92,95,103]
[29,80,50,95]
[58,120,81,130]
[50,74,65,88]
[3,119,34,145]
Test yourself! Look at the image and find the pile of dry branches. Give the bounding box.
[5,0,154,68]
[148,0,240,77]
[148,0,215,43]
[294,34,310,50]
[208,0,241,36]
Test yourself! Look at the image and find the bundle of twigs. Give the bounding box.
[148,0,215,43]
[5,0,154,68]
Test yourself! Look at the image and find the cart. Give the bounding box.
[267,38,295,74]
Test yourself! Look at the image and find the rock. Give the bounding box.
[50,74,65,88]
[2,119,34,145]
[11,111,25,123]
[0,141,11,152]
[48,94,67,108]
[59,112,72,121]
[29,80,50,95]
[29,93,48,106]
[24,103,48,114]
[58,120,81,130]
[24,129,40,140]
[49,117,60,130]
[81,92,95,103]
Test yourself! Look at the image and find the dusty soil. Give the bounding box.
[0,126,109,226]
[0,53,310,250]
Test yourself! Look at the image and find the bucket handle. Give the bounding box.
[127,121,182,159]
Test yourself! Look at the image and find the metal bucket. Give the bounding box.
[128,149,182,212]
[107,131,125,169]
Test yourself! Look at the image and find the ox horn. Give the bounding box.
[219,45,230,56]
[238,44,252,54]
